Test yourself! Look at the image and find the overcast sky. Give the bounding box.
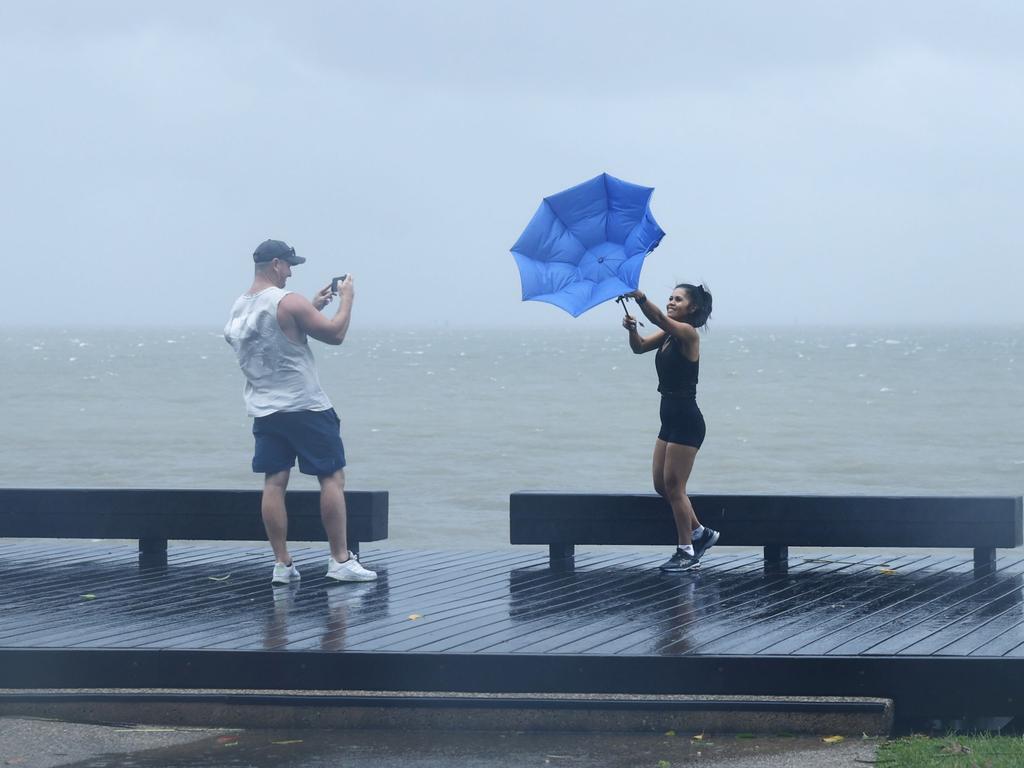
[2,1,1022,328]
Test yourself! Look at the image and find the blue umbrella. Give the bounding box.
[510,173,665,317]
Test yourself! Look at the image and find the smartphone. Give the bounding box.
[331,274,348,294]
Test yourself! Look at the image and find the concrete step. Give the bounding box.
[0,690,893,736]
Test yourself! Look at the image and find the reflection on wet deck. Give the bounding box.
[2,541,1023,659]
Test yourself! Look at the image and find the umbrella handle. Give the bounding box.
[616,296,644,327]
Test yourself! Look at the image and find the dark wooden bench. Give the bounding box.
[0,488,388,559]
[510,492,1024,571]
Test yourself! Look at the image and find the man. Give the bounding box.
[224,238,376,585]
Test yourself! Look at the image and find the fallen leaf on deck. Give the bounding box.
[879,568,897,575]
[80,594,96,600]
[217,736,239,746]
[208,574,231,582]
[691,733,704,741]
[271,740,304,745]
[408,613,423,621]
[822,735,845,744]
[664,729,676,737]
[657,761,670,768]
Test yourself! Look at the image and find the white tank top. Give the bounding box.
[224,287,333,417]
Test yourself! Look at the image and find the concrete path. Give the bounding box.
[3,716,879,767]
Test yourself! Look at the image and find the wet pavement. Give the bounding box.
[3,717,879,767]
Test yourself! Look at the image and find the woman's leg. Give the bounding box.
[663,443,699,546]
[652,439,668,497]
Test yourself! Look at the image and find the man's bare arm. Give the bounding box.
[280,276,354,346]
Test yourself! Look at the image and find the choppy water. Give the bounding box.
[2,326,1021,548]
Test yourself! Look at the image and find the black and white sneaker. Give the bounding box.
[659,549,702,572]
[692,527,720,560]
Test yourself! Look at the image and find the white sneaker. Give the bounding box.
[326,552,377,582]
[271,561,301,585]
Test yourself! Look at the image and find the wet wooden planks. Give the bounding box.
[3,541,1024,718]
[2,541,1024,657]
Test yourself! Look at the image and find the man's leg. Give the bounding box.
[262,469,292,564]
[319,469,349,561]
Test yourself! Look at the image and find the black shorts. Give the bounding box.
[658,397,706,449]
[252,408,346,476]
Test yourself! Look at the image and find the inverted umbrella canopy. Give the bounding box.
[510,173,665,317]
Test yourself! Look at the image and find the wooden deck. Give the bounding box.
[2,541,1024,720]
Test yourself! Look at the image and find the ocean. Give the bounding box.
[2,325,1021,549]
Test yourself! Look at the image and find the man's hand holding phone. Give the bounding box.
[331,274,353,300]
[312,275,352,311]
[312,283,333,311]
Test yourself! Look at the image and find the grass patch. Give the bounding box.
[877,733,1024,767]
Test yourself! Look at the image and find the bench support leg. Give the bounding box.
[973,547,996,574]
[764,545,789,568]
[139,538,168,555]
[138,538,168,569]
[549,544,575,569]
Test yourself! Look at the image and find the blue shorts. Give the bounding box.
[252,408,346,476]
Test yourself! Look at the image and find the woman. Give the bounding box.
[623,283,717,572]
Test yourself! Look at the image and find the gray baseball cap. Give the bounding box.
[253,239,306,265]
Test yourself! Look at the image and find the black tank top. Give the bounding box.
[655,336,698,399]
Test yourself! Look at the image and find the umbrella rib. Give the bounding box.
[542,199,588,263]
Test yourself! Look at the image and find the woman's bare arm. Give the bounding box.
[623,314,665,353]
[626,290,699,357]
